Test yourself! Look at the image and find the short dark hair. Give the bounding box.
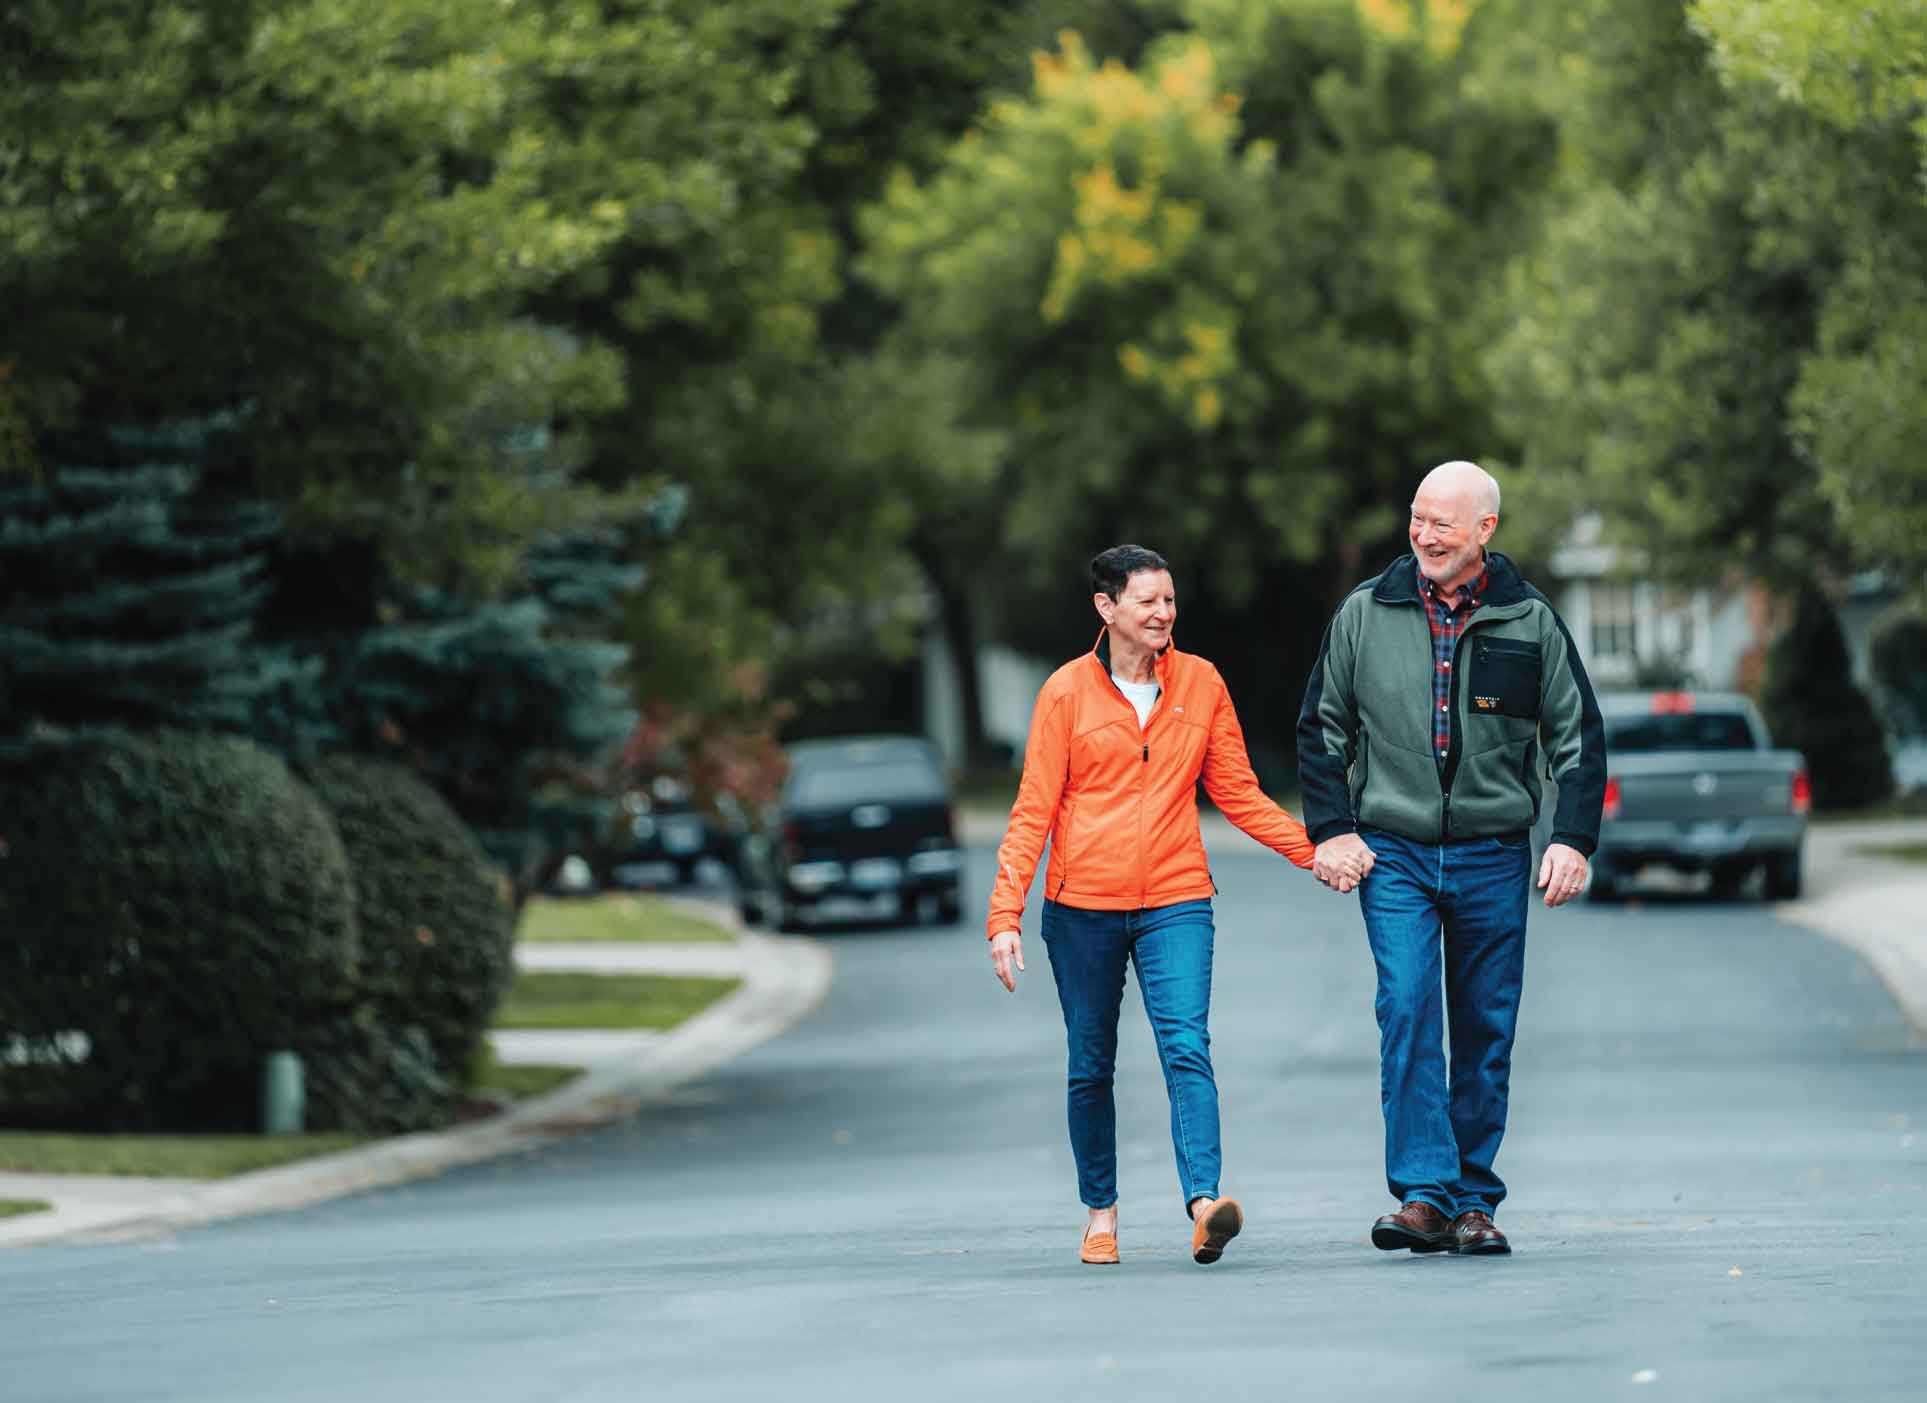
[1090,544,1170,601]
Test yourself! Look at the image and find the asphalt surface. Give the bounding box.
[3,842,1923,1402]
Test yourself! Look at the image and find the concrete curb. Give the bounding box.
[0,909,831,1251]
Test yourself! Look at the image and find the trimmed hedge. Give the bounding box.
[0,734,358,1129]
[298,755,516,1101]
[298,1009,452,1135]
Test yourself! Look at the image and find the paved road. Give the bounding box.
[3,842,1923,1402]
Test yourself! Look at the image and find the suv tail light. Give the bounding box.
[1791,769,1812,816]
[1602,776,1622,822]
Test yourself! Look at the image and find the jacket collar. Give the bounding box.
[1371,551,1529,608]
[1093,628,1172,683]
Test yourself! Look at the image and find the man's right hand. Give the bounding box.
[1313,833,1377,893]
[990,930,1025,992]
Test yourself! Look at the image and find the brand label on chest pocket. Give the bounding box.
[1472,638,1543,720]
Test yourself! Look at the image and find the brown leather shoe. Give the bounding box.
[1371,1201,1453,1253]
[1449,1211,1511,1255]
[1189,1197,1243,1264]
[1080,1229,1119,1265]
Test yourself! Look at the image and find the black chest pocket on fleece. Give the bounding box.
[1468,637,1542,720]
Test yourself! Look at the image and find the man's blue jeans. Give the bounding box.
[1040,898,1219,1210]
[1357,827,1531,1219]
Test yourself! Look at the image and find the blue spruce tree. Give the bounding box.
[0,421,291,756]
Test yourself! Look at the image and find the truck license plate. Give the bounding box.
[1685,821,1738,851]
[849,858,903,889]
[662,820,705,854]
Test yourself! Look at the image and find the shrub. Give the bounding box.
[0,733,358,1129]
[297,755,516,1095]
[1760,590,1895,811]
[298,1010,452,1135]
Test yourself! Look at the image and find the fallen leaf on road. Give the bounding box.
[1729,1267,1744,1277]
[1631,1369,1658,1385]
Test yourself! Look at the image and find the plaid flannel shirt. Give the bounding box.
[1417,557,1490,770]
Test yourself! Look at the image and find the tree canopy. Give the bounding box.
[1491,0,1927,588]
[6,0,1922,793]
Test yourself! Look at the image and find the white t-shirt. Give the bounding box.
[1111,673,1160,728]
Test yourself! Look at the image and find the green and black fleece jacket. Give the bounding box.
[1295,552,1607,854]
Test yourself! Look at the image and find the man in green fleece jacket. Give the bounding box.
[1296,460,1606,1257]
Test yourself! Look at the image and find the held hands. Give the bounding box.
[1313,833,1376,893]
[990,930,1025,992]
[1537,842,1589,908]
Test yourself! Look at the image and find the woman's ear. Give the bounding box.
[1092,592,1113,624]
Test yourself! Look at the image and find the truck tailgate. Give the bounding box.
[1612,752,1803,822]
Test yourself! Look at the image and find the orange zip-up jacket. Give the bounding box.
[987,633,1315,938]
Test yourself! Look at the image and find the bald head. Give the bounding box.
[1409,459,1501,591]
[1418,460,1501,520]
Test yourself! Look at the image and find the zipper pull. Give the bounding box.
[1142,745,1149,763]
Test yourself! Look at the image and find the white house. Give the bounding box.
[1547,516,1924,787]
[1547,514,1761,691]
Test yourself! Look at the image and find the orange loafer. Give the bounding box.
[1080,1230,1119,1265]
[1190,1197,1243,1264]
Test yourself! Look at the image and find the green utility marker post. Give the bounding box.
[261,1051,305,1134]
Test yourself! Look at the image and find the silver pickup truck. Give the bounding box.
[1589,691,1810,902]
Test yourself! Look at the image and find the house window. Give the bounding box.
[1590,584,1637,660]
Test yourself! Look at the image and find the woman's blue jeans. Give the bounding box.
[1040,898,1219,1211]
[1357,827,1531,1220]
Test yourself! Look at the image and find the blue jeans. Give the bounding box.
[1357,827,1531,1219]
[1040,898,1219,1211]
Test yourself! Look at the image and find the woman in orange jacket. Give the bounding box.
[988,544,1346,1266]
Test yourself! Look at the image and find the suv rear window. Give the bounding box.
[1605,712,1755,753]
[790,759,947,807]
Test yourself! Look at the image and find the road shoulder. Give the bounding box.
[1781,819,1927,1038]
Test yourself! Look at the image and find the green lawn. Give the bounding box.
[0,1056,592,1180]
[0,1132,369,1179]
[469,1042,582,1101]
[495,972,742,1030]
[1,1198,52,1218]
[1856,842,1927,865]
[517,893,733,944]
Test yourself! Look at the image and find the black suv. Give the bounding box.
[738,736,964,931]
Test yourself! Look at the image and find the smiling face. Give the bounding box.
[1095,568,1176,654]
[1409,467,1499,591]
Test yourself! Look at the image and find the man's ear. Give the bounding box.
[1092,592,1113,624]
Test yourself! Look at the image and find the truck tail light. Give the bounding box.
[1602,776,1622,822]
[1791,769,1812,816]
